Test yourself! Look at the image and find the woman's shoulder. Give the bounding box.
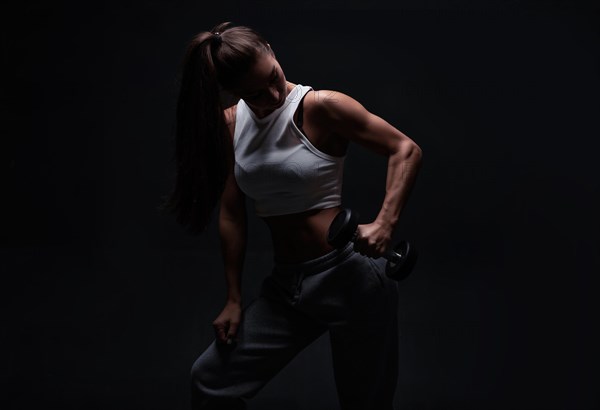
[302,87,363,114]
[223,104,237,141]
[302,87,365,125]
[224,104,237,122]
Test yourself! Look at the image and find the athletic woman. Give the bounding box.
[161,21,423,410]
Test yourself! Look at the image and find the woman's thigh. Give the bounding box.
[191,278,327,400]
[296,251,399,327]
[296,252,400,409]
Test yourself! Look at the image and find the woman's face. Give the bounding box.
[229,50,288,113]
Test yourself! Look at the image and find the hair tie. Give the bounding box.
[212,31,222,46]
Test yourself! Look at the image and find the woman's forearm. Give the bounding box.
[218,212,247,304]
[375,140,423,229]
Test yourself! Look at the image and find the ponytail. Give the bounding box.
[158,22,271,234]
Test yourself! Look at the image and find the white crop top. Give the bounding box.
[233,84,345,217]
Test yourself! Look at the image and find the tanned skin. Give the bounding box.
[213,47,422,344]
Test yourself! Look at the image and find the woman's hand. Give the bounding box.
[212,300,242,345]
[353,221,393,258]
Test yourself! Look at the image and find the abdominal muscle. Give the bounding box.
[261,206,342,264]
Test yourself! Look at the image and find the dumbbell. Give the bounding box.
[326,208,418,281]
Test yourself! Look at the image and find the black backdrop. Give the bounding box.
[2,1,598,409]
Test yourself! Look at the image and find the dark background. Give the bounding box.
[1,1,598,409]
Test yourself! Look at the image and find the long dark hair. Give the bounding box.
[159,22,272,234]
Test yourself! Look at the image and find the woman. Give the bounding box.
[161,22,422,410]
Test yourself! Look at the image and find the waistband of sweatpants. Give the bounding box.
[272,241,355,276]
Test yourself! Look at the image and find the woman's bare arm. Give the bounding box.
[212,107,247,344]
[218,170,247,304]
[316,90,423,257]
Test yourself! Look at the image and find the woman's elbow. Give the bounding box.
[396,140,423,164]
[411,143,423,164]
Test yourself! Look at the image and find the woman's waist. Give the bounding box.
[262,206,342,264]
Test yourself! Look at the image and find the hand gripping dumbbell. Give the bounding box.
[326,208,418,281]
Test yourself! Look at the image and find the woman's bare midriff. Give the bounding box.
[262,206,343,264]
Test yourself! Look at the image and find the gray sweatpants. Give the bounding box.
[191,242,400,410]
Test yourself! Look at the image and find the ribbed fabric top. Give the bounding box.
[233,84,345,217]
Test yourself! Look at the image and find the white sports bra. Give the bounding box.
[233,84,345,217]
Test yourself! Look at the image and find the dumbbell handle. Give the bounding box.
[350,231,404,266]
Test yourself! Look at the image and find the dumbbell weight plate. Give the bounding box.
[327,209,359,249]
[385,240,418,281]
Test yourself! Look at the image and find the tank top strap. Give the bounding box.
[296,92,305,129]
[284,84,312,124]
